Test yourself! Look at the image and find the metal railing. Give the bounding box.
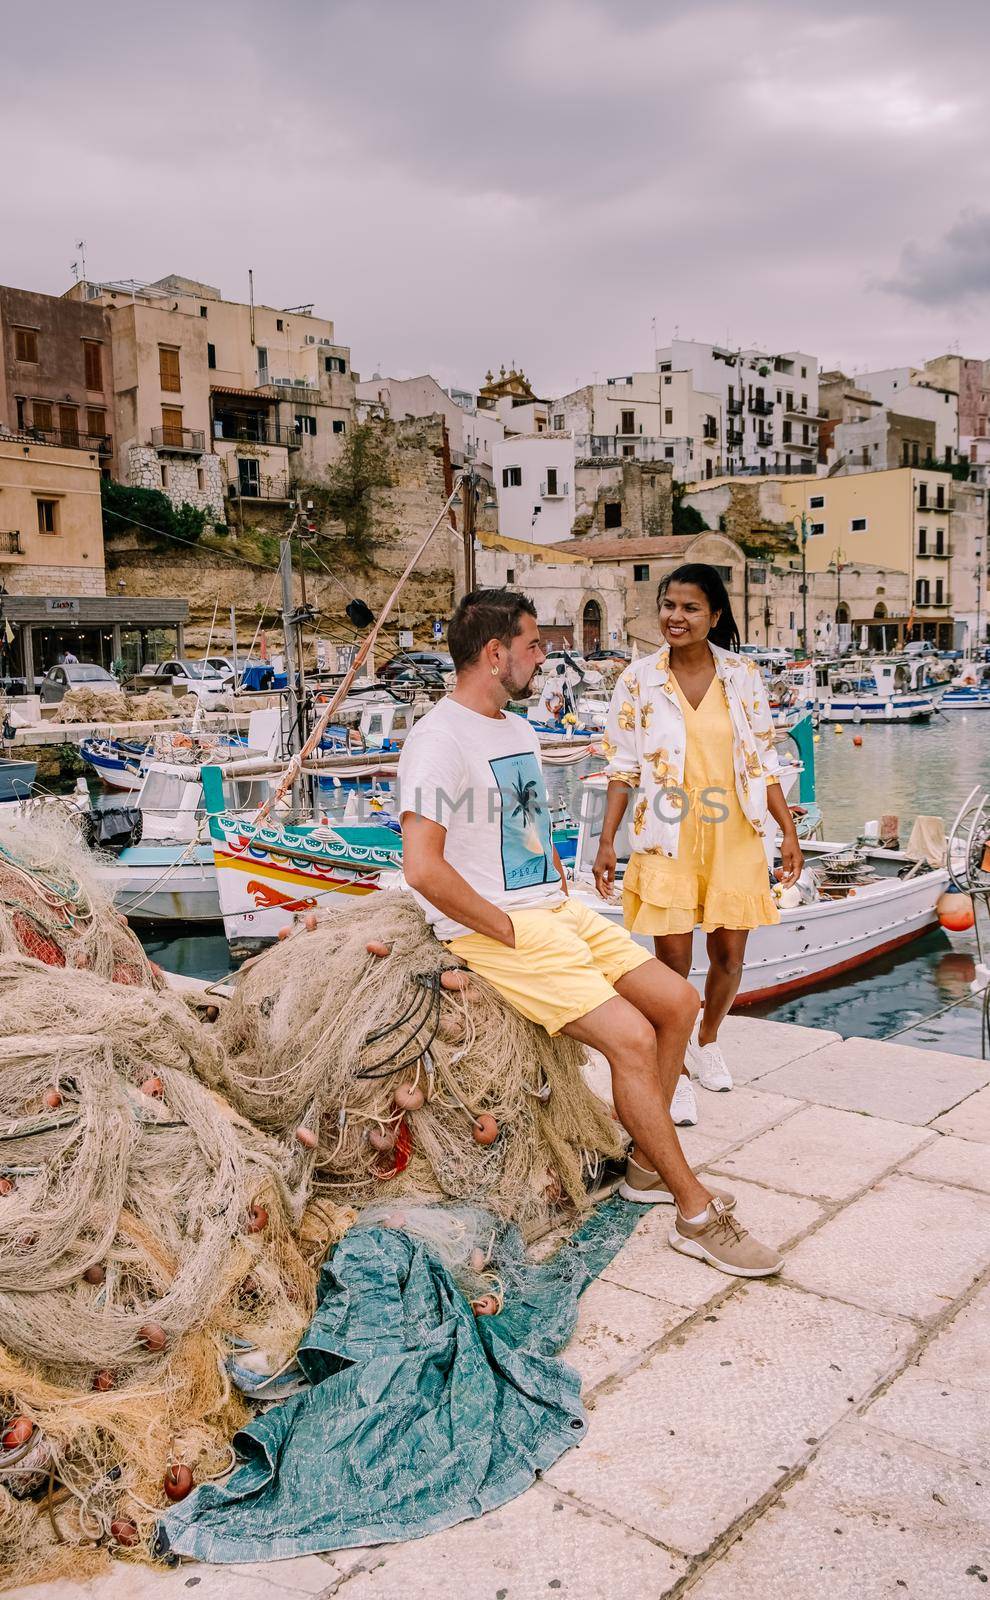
[727,396,743,415]
[749,398,774,416]
[572,434,668,461]
[917,491,952,512]
[756,433,774,448]
[540,479,569,498]
[726,429,744,447]
[227,480,291,502]
[151,426,205,454]
[212,419,300,448]
[4,426,111,454]
[0,530,23,555]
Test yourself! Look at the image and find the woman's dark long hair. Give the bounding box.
[658,563,741,653]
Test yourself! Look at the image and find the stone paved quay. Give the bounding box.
[15,1017,990,1600]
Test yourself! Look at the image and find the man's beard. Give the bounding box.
[499,665,537,698]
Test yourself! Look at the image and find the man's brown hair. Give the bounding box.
[446,588,538,671]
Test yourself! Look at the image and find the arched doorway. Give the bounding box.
[873,604,887,619]
[582,600,602,654]
[836,603,850,626]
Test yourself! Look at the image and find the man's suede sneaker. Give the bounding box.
[619,1158,735,1209]
[669,1197,782,1277]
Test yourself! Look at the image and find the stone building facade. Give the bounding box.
[125,445,225,517]
[573,457,674,541]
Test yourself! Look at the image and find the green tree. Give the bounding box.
[300,423,393,562]
[672,481,709,537]
[101,479,208,547]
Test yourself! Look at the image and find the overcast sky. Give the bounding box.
[3,0,988,396]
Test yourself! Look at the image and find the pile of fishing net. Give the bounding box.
[0,809,152,984]
[0,824,626,1587]
[0,961,315,1589]
[210,893,625,1228]
[53,687,200,724]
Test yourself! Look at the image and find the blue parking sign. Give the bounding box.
[433,619,443,640]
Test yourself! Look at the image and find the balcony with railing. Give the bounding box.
[573,434,667,461]
[0,530,23,556]
[756,431,774,449]
[917,489,952,512]
[151,426,205,455]
[3,426,112,455]
[540,478,569,498]
[212,419,299,450]
[726,428,744,448]
[749,397,774,416]
[727,395,743,416]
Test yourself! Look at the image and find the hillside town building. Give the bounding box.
[654,339,820,477]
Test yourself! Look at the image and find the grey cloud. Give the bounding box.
[881,211,990,305]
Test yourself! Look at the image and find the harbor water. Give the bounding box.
[139,713,990,1059]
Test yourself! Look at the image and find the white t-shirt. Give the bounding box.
[397,696,564,940]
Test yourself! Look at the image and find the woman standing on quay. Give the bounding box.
[593,564,803,1142]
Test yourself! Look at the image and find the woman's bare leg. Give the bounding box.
[700,927,750,1043]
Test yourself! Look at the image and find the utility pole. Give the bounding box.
[831,545,846,654]
[799,513,809,654]
[460,467,477,596]
[279,525,301,808]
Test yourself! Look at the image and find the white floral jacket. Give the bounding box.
[602,642,782,858]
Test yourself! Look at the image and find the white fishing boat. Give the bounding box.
[568,715,948,1006]
[941,664,990,711]
[89,711,282,923]
[817,657,944,723]
[79,737,151,792]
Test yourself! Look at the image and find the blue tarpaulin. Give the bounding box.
[161,1197,642,1564]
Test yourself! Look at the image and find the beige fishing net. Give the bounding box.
[0,823,623,1588]
[54,687,199,724]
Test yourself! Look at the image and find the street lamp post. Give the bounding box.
[831,545,846,655]
[795,512,809,654]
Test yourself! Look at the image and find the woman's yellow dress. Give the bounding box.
[622,675,780,936]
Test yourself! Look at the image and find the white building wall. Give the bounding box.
[493,435,576,545]
[353,373,505,472]
[656,339,819,476]
[552,372,723,479]
[858,368,959,461]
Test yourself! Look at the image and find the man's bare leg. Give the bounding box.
[562,989,710,1218]
[652,933,695,1083]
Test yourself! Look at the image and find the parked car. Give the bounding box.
[380,651,454,682]
[542,650,605,688]
[904,640,937,657]
[39,662,119,705]
[140,659,234,701]
[585,646,631,661]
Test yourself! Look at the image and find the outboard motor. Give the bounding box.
[80,807,144,855]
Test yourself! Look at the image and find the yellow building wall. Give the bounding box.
[105,300,212,455]
[0,439,106,592]
[774,469,915,574]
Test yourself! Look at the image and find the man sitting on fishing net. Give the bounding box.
[397,589,781,1279]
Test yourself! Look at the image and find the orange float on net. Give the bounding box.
[246,1205,269,1234]
[295,1126,318,1149]
[366,940,391,957]
[471,1114,499,1146]
[1,1416,33,1450]
[394,1082,425,1112]
[163,1463,194,1502]
[440,968,470,991]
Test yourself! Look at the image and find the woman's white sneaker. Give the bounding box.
[686,1039,733,1092]
[670,1074,699,1126]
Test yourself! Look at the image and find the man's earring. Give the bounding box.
[491,665,499,676]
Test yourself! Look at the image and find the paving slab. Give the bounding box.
[715,1015,842,1081]
[329,1481,687,1600]
[900,1132,990,1193]
[711,1103,929,1201]
[868,1365,990,1469]
[931,1081,990,1143]
[599,1176,817,1311]
[545,1281,911,1556]
[14,1551,351,1600]
[565,1277,686,1391]
[688,1422,990,1599]
[915,1281,990,1394]
[675,1084,799,1154]
[785,1174,990,1322]
[756,1036,990,1126]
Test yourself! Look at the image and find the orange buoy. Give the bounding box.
[137,1321,168,1353]
[246,1204,269,1234]
[295,1126,318,1149]
[440,968,471,992]
[368,1126,396,1153]
[92,1369,116,1392]
[110,1518,139,1547]
[852,734,863,747]
[937,890,975,932]
[366,940,391,957]
[204,1004,220,1023]
[1,1416,34,1450]
[0,1177,14,1196]
[42,1088,63,1110]
[471,1114,498,1146]
[140,1076,164,1098]
[277,925,291,941]
[163,1463,194,1502]
[83,1264,105,1285]
[471,1295,499,1316]
[394,1083,425,1112]
[304,913,318,932]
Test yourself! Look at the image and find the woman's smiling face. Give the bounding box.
[659,581,719,648]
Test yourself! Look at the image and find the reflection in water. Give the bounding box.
[135,719,990,1059]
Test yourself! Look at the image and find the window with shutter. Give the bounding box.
[159,347,181,392]
[83,341,102,390]
[32,401,53,432]
[14,328,38,362]
[86,409,106,439]
[59,405,79,444]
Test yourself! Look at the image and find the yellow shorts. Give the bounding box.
[446,897,652,1036]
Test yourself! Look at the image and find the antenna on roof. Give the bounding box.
[71,239,87,283]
